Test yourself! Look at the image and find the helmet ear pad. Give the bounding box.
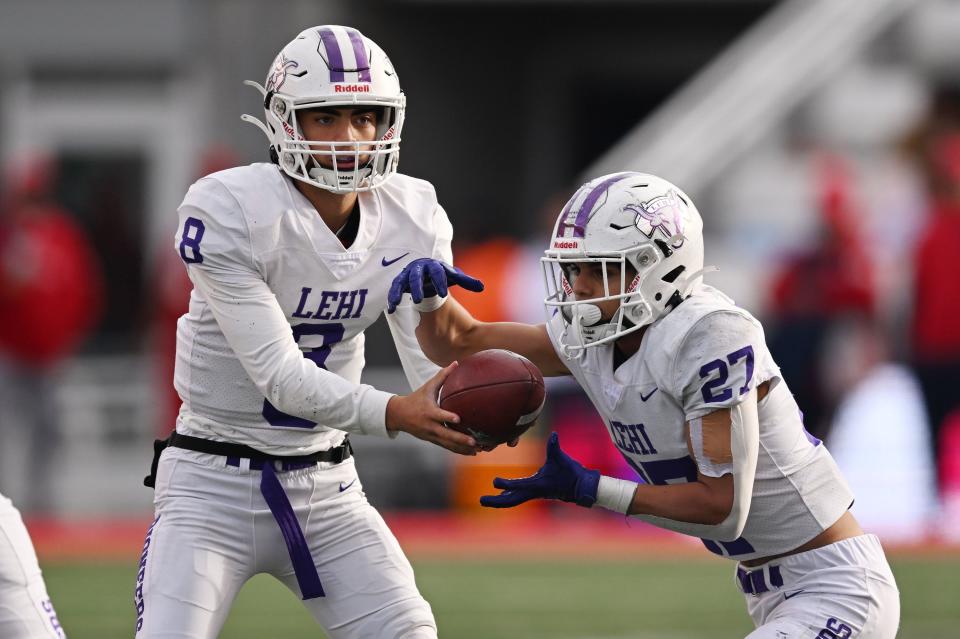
[619,234,692,329]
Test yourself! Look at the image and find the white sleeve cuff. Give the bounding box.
[355,388,396,438]
[413,293,447,313]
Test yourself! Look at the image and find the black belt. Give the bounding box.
[143,432,352,488]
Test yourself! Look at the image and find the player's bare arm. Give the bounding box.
[416,296,568,376]
[387,257,569,376]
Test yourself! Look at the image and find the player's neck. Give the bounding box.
[294,180,359,235]
[614,325,647,357]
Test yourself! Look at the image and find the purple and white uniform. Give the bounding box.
[0,492,66,639]
[136,164,448,639]
[547,284,900,637]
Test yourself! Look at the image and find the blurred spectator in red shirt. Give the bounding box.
[0,156,104,513]
[911,129,960,495]
[766,154,876,439]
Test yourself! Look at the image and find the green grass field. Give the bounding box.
[45,555,957,638]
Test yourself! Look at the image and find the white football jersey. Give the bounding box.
[547,285,854,561]
[173,163,448,455]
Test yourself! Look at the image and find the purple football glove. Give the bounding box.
[386,258,484,314]
[480,432,600,509]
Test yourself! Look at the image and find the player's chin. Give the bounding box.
[601,304,622,323]
[317,156,372,171]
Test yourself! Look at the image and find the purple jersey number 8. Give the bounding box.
[699,345,754,404]
[262,322,346,428]
[179,217,205,264]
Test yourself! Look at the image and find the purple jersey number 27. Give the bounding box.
[695,344,758,557]
[699,345,754,403]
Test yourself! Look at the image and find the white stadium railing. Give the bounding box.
[582,0,923,194]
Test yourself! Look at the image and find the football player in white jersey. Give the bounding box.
[136,26,485,639]
[388,172,901,637]
[0,492,66,638]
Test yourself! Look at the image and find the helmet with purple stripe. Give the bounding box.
[242,25,405,192]
[542,172,707,358]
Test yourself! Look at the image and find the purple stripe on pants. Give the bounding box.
[769,564,784,588]
[317,27,345,83]
[736,566,773,594]
[260,463,325,599]
[344,28,372,82]
[736,566,751,592]
[750,570,768,594]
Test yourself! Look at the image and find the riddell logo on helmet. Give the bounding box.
[553,240,579,249]
[334,84,371,93]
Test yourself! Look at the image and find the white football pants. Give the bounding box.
[741,534,899,638]
[0,493,66,638]
[135,447,436,638]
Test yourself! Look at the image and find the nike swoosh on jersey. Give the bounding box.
[339,479,357,492]
[640,387,658,402]
[381,252,410,267]
[783,590,805,600]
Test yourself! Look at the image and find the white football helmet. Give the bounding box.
[242,25,405,192]
[542,171,709,358]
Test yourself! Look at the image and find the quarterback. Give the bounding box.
[389,172,901,637]
[136,26,481,639]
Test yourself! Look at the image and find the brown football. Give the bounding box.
[438,349,546,447]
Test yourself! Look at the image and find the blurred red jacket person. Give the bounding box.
[770,155,875,319]
[912,134,960,361]
[0,161,103,369]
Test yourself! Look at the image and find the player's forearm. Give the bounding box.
[595,471,748,541]
[416,304,566,375]
[414,302,479,365]
[627,481,733,525]
[263,347,394,436]
[411,297,515,364]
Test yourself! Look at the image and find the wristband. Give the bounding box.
[413,293,447,313]
[595,476,638,514]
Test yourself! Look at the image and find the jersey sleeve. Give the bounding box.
[383,202,454,390]
[431,203,454,264]
[176,178,395,438]
[670,310,777,421]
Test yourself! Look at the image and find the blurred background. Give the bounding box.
[1,0,959,637]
